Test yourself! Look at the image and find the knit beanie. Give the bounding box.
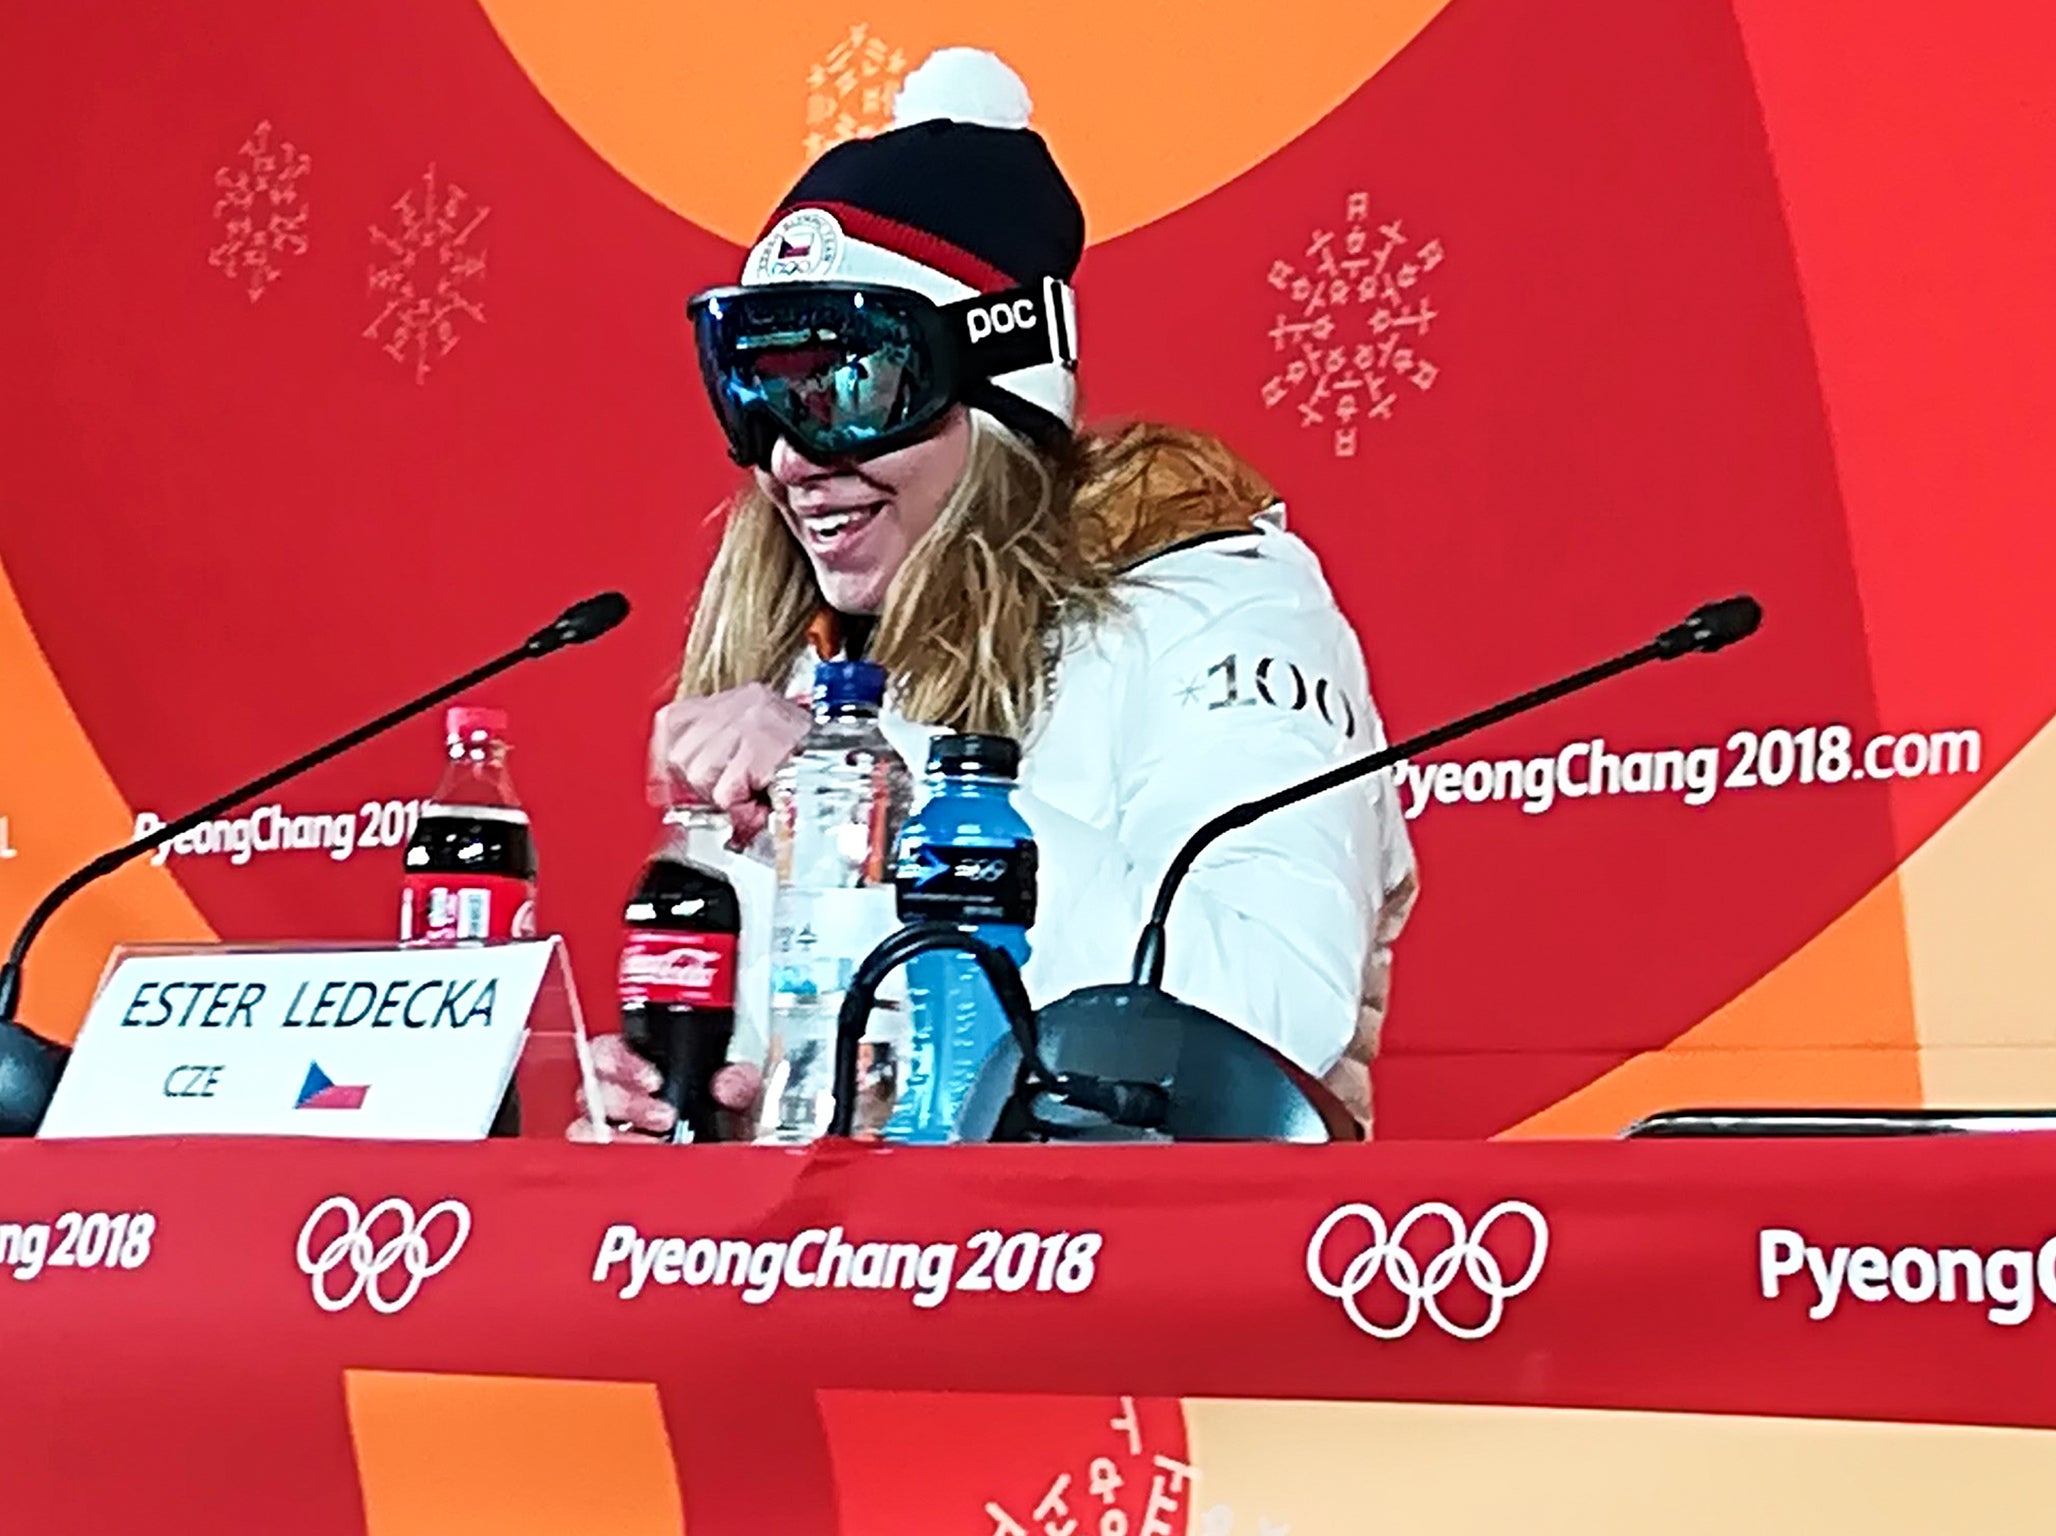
[740,49,1085,441]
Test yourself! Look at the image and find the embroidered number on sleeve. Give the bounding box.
[1183,653,1359,740]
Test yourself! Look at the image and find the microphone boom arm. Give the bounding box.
[1131,595,1761,987]
[0,593,628,1030]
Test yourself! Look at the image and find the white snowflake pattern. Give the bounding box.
[803,23,908,160]
[209,120,311,302]
[364,165,489,384]
[1260,191,1445,458]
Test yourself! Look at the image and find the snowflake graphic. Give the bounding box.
[209,120,311,303]
[364,165,489,384]
[1259,191,1445,459]
[803,23,909,160]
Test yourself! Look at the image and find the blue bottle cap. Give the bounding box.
[814,658,887,711]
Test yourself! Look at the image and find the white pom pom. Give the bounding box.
[891,48,1034,130]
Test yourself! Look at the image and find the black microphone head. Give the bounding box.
[530,591,630,653]
[558,591,630,643]
[1657,594,1762,658]
[1689,595,1762,651]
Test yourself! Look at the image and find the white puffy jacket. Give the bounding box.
[692,520,1416,1113]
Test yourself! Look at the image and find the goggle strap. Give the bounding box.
[1046,275,1078,372]
[938,280,1079,383]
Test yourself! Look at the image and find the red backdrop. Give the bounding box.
[3,0,2051,1136]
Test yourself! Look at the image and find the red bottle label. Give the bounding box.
[618,930,737,1008]
[400,875,538,944]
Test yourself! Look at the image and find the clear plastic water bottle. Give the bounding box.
[885,733,1036,1144]
[757,659,912,1143]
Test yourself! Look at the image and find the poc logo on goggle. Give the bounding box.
[966,297,1042,343]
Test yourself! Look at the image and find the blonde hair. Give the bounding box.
[678,416,1274,738]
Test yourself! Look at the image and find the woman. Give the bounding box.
[578,48,1417,1140]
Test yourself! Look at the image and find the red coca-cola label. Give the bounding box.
[400,874,537,944]
[618,930,737,1008]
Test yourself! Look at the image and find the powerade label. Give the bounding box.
[400,875,536,944]
[893,842,1038,926]
[619,931,737,1009]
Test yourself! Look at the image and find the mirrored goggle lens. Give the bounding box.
[698,291,942,457]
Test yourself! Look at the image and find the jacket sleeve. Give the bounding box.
[1016,531,1414,1077]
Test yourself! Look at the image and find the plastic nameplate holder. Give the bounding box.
[38,936,603,1141]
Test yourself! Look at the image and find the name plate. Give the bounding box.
[38,942,555,1140]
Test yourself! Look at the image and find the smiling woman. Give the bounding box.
[762,412,976,618]
[573,48,1419,1144]
[687,409,1099,738]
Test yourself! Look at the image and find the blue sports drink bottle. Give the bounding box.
[885,733,1036,1143]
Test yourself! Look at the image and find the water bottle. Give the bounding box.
[886,733,1036,1144]
[757,659,912,1143]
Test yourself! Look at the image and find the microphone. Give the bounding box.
[529,591,630,654]
[1653,595,1762,659]
[1129,592,1763,987]
[950,593,1765,1143]
[0,591,632,1135]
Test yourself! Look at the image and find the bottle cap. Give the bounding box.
[927,732,1020,779]
[446,705,509,741]
[814,659,887,711]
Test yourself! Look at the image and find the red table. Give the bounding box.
[3,1134,2054,1534]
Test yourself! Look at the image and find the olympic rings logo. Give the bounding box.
[295,1195,472,1315]
[1306,1200,1548,1340]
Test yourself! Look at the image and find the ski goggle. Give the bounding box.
[687,278,1078,468]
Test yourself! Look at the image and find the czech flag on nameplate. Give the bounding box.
[296,1062,369,1111]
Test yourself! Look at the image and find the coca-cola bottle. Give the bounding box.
[619,793,741,1143]
[401,706,538,945]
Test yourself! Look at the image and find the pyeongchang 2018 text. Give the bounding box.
[592,1223,1103,1308]
[1399,722,1981,820]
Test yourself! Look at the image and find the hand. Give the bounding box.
[567,1033,764,1143]
[650,683,811,847]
